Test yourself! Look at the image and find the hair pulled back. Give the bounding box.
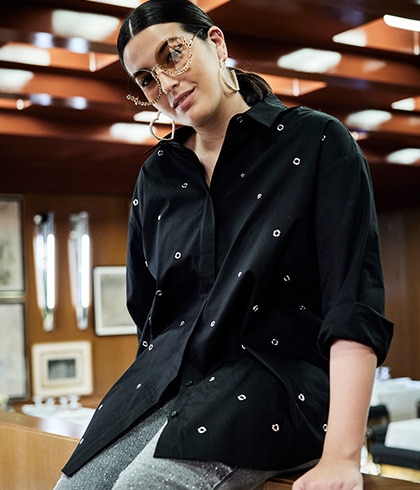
[117,0,272,106]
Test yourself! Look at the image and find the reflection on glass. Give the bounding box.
[68,211,91,329]
[33,212,56,331]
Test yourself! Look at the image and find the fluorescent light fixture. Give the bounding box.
[69,212,91,330]
[0,68,34,92]
[52,10,120,42]
[110,122,151,143]
[386,148,420,165]
[383,14,420,32]
[33,212,56,332]
[345,110,392,130]
[277,48,341,73]
[333,30,367,47]
[391,97,416,111]
[0,44,51,66]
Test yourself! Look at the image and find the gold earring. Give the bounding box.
[219,59,240,93]
[149,111,176,141]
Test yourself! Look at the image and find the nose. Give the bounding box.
[156,70,178,94]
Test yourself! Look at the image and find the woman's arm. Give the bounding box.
[293,338,377,490]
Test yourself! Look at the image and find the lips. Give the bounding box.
[172,89,194,109]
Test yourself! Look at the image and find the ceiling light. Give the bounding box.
[345,110,392,130]
[333,30,367,47]
[277,49,341,73]
[85,0,140,6]
[110,123,151,143]
[133,111,173,124]
[386,148,420,164]
[383,15,420,32]
[391,98,416,111]
[52,10,120,42]
[0,69,34,92]
[0,44,51,66]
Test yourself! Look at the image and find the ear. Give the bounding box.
[207,26,228,61]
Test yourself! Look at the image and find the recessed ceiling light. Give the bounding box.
[0,68,34,91]
[133,111,173,124]
[345,110,392,130]
[0,44,51,66]
[85,0,140,7]
[52,10,120,42]
[391,98,416,111]
[386,148,420,164]
[383,14,420,32]
[110,123,151,143]
[333,30,367,47]
[277,48,341,73]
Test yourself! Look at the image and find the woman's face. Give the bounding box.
[122,22,227,129]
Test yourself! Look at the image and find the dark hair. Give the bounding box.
[117,0,272,106]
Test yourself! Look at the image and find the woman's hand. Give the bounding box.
[292,459,363,489]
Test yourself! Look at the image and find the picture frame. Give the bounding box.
[31,341,93,398]
[93,266,136,336]
[0,302,28,399]
[0,195,25,297]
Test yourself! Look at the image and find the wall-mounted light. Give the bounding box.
[68,211,91,329]
[33,212,56,332]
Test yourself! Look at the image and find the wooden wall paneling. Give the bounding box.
[22,192,137,405]
[378,206,420,380]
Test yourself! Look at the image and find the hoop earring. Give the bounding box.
[149,111,175,141]
[219,59,240,93]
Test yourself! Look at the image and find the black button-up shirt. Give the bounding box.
[63,94,393,475]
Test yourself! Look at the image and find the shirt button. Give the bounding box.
[181,182,189,189]
[174,251,182,259]
[277,123,284,132]
[272,424,280,432]
[156,290,163,296]
[157,149,163,156]
[273,229,281,237]
[271,338,279,346]
[132,199,139,206]
[283,275,291,282]
[197,426,207,434]
[142,340,148,348]
[170,410,178,418]
[252,305,259,312]
[210,320,216,327]
[293,157,301,165]
[236,116,244,123]
[298,393,305,402]
[185,380,193,386]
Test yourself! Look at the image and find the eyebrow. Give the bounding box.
[131,37,180,79]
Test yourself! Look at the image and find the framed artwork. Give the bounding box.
[31,341,93,398]
[0,302,28,399]
[93,266,136,336]
[0,196,24,297]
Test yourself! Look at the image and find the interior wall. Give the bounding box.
[22,192,137,406]
[10,191,420,408]
[378,206,420,381]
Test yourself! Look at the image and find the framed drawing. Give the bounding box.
[31,341,93,398]
[0,196,24,297]
[0,302,28,399]
[93,266,136,336]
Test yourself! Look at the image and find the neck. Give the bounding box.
[188,94,250,184]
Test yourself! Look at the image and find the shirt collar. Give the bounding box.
[244,93,287,127]
[170,94,287,146]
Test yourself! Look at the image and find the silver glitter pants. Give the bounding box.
[53,399,279,490]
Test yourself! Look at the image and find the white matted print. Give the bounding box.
[0,302,28,399]
[31,341,93,397]
[0,196,24,296]
[93,266,136,336]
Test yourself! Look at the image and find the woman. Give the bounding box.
[55,0,393,488]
